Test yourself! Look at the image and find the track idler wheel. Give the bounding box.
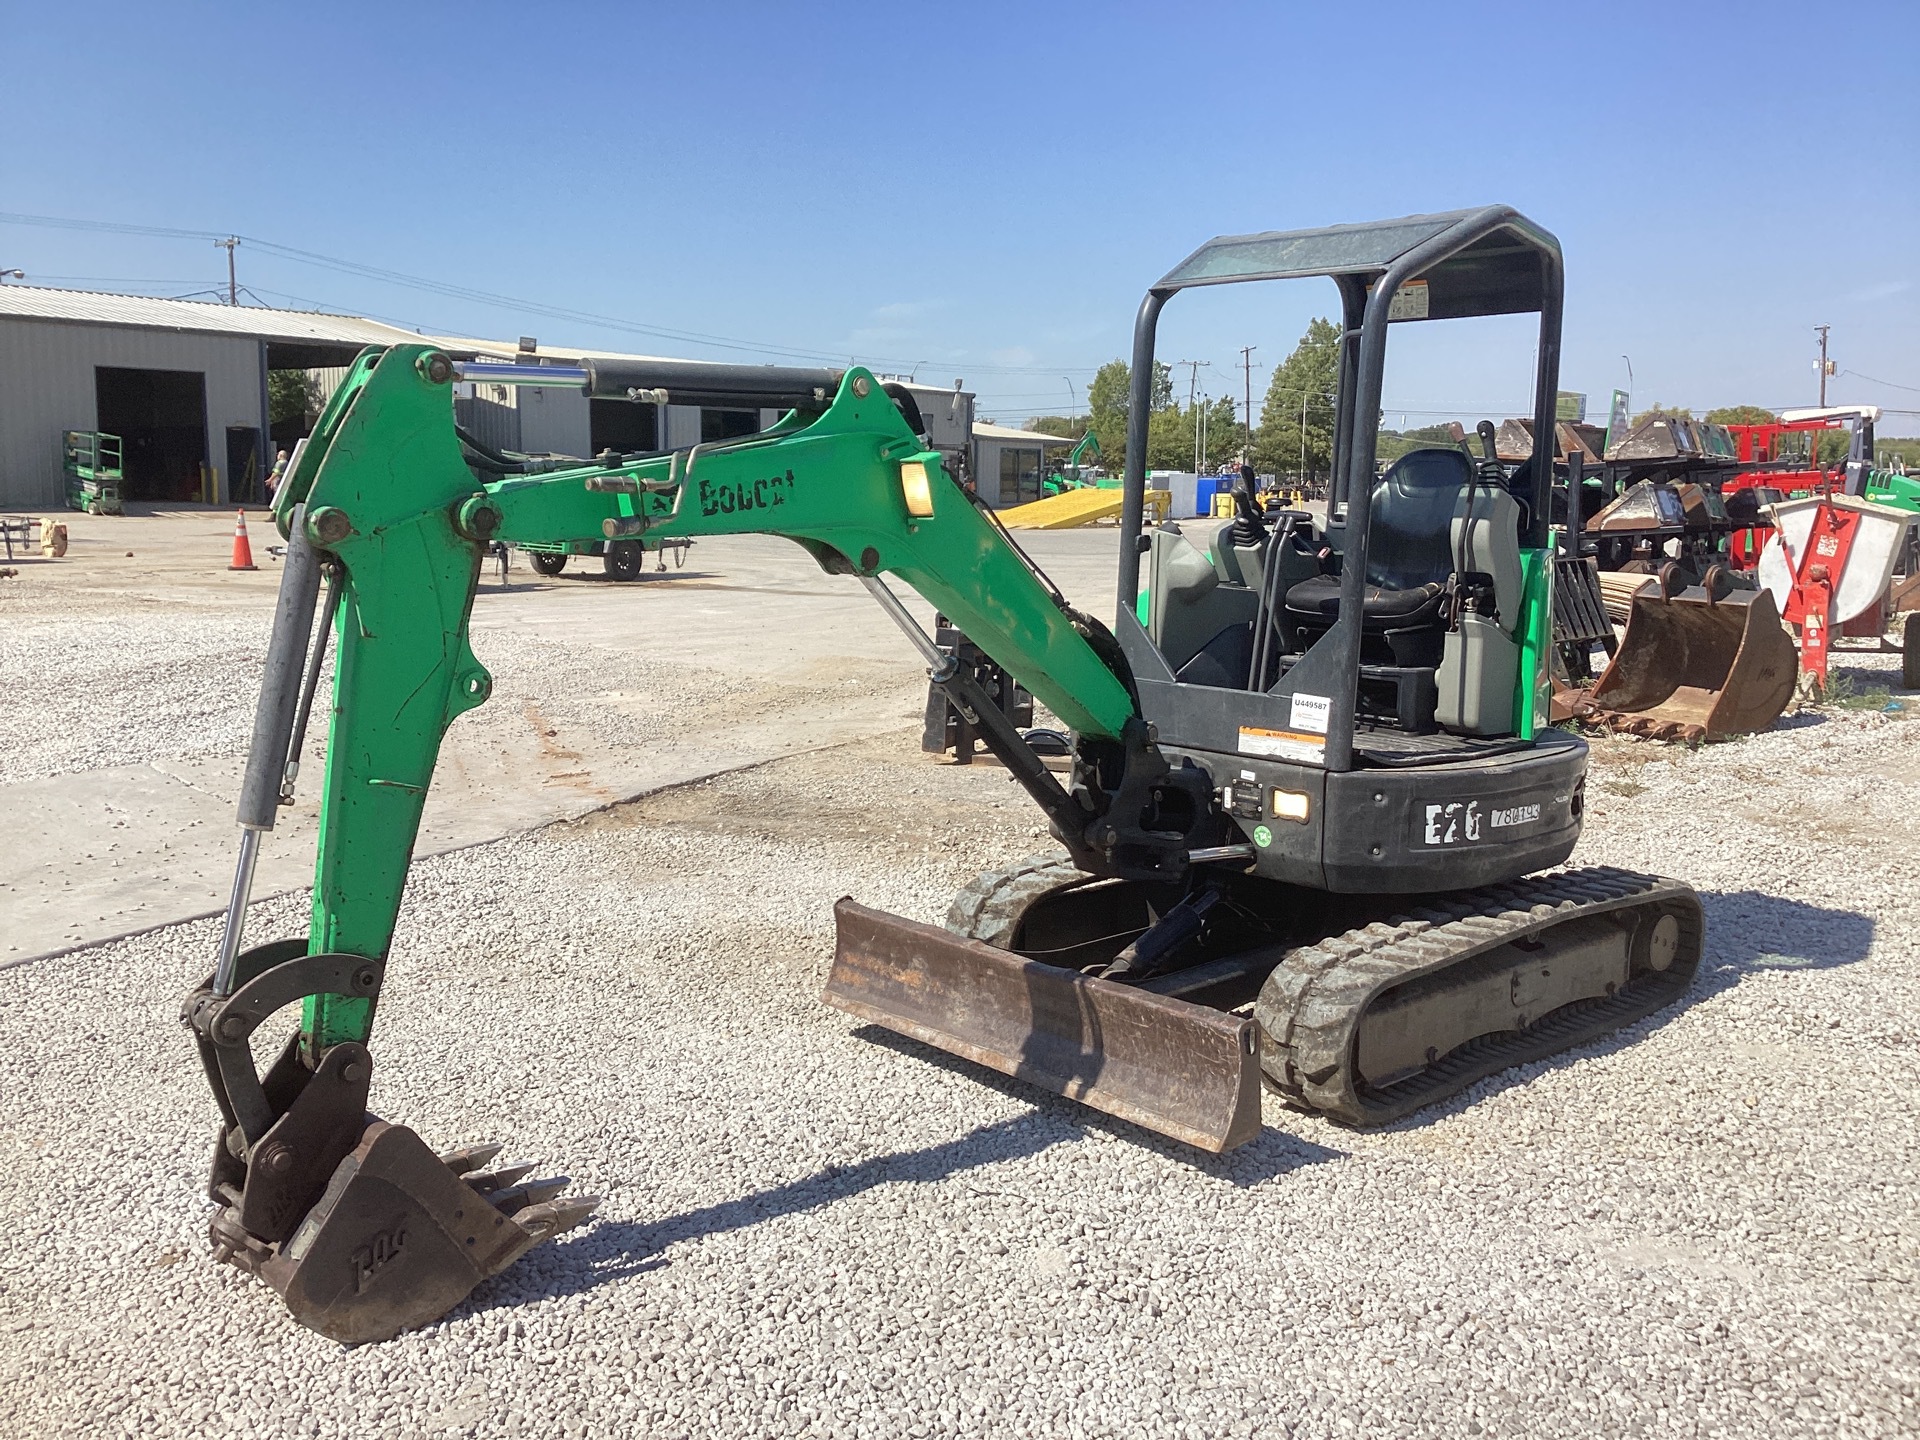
[210,1127,598,1344]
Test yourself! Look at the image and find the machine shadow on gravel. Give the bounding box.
[854,1025,1345,1188]
[452,1105,1342,1321]
[1692,889,1875,978]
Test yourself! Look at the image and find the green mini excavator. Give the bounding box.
[184,207,1703,1343]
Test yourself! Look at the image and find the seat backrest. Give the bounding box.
[1364,447,1473,590]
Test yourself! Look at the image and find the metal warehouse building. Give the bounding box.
[0,287,424,509]
[0,285,997,511]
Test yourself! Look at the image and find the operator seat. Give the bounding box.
[1283,447,1473,666]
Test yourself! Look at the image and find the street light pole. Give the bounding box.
[1300,390,1308,485]
[1176,360,1209,473]
[0,268,23,283]
[1240,346,1257,465]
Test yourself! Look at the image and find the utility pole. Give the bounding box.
[1176,359,1210,472]
[215,237,240,305]
[1300,390,1309,486]
[1815,324,1833,406]
[1240,346,1257,466]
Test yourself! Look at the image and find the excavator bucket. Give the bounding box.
[1580,575,1797,741]
[209,1122,598,1345]
[825,900,1262,1152]
[185,945,598,1345]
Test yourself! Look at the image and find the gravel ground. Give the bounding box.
[3,655,1917,1438]
[0,597,832,788]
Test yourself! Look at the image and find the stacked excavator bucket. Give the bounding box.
[1566,566,1798,742]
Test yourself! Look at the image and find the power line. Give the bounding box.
[1840,368,1920,394]
[0,209,1106,376]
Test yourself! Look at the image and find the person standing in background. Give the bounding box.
[265,448,290,502]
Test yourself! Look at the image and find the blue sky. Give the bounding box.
[3,1,1916,430]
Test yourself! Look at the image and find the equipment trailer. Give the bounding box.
[184,206,1704,1343]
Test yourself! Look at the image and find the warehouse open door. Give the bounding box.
[96,366,208,502]
[226,426,264,504]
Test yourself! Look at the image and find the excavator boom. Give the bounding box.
[186,343,1216,1341]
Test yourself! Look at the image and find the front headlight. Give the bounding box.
[900,461,935,517]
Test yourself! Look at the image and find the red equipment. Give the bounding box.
[1776,503,1861,683]
[1723,407,1879,571]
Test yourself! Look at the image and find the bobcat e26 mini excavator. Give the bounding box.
[184,206,1703,1342]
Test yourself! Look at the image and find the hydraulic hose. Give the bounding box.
[215,503,322,995]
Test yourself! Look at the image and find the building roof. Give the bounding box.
[973,422,1075,445]
[429,333,694,366]
[0,284,427,347]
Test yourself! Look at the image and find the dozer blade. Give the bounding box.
[1582,579,1796,741]
[210,1122,597,1345]
[826,899,1262,1153]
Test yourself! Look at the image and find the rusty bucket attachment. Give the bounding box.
[825,899,1262,1152]
[1579,565,1797,742]
[185,944,596,1344]
[210,1123,597,1344]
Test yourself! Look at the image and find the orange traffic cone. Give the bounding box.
[229,510,258,571]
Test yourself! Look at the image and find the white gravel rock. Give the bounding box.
[2,659,1916,1438]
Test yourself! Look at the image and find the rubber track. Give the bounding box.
[946,859,1704,1129]
[1253,866,1703,1126]
[944,852,1089,947]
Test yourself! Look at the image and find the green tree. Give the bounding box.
[269,369,317,426]
[1874,436,1920,469]
[1197,395,1240,471]
[1086,358,1173,471]
[1376,422,1464,465]
[1145,405,1191,470]
[1023,414,1087,440]
[1632,402,1693,424]
[1252,318,1340,481]
[1704,405,1776,426]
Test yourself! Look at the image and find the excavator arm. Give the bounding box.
[184,344,1217,1341]
[273,347,1192,1033]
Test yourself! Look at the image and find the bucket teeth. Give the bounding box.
[488,1176,572,1214]
[510,1195,601,1240]
[437,1141,504,1175]
[464,1161,537,1195]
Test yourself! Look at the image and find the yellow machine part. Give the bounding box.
[998,487,1171,530]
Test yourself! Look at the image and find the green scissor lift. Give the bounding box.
[63,430,124,515]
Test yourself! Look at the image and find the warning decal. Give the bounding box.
[1238,726,1325,765]
[1387,280,1430,321]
